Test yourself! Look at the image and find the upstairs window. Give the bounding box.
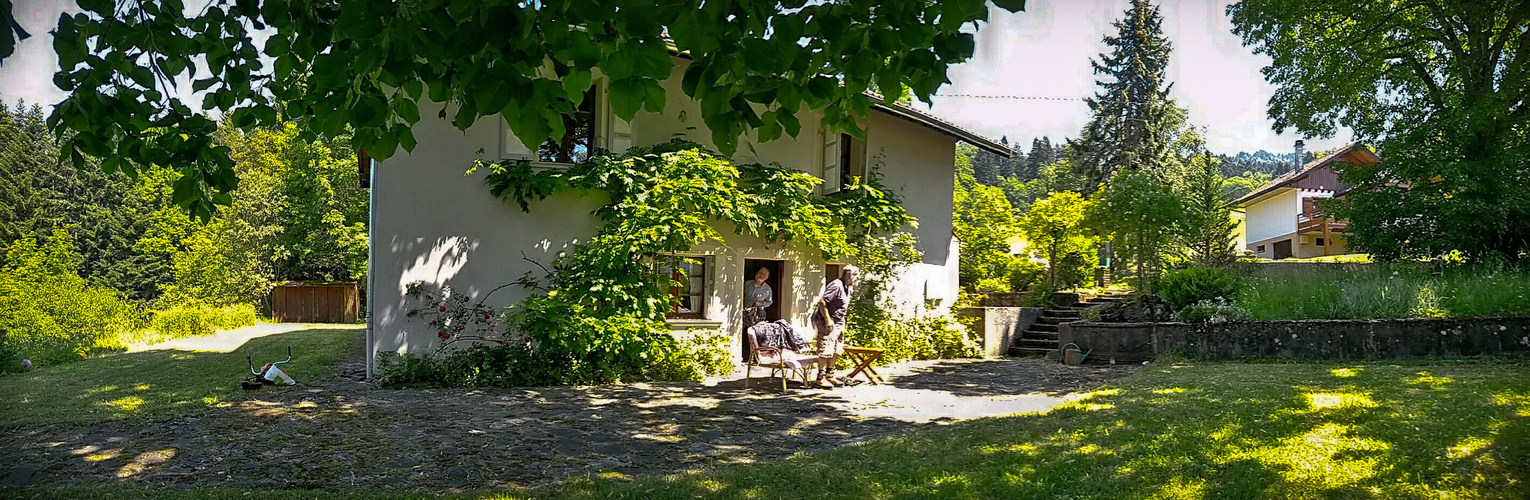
[503,88,598,164]
[822,131,867,194]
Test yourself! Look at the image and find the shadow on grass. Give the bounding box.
[2,359,1526,500]
[0,327,362,429]
[882,358,1139,397]
[531,361,1530,500]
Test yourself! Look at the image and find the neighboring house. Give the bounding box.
[1233,142,1379,259]
[365,60,1013,376]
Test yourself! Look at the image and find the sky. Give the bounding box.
[931,0,1353,155]
[0,0,1352,156]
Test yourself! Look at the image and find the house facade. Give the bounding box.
[365,61,1010,377]
[1234,143,1379,259]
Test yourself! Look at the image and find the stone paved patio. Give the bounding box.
[4,357,1138,490]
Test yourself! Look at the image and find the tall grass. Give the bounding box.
[1236,262,1530,320]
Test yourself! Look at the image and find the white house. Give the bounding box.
[1234,142,1379,259]
[364,60,1012,376]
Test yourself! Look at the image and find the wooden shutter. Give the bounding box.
[822,131,841,194]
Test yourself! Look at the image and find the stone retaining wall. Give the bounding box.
[959,307,1043,358]
[1059,317,1530,363]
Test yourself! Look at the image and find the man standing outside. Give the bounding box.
[812,265,859,388]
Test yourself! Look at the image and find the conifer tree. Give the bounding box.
[1070,0,1179,190]
[1021,136,1054,181]
[972,143,1001,186]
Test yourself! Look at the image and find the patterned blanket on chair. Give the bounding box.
[752,320,809,351]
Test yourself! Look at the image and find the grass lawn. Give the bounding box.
[1237,262,1530,320]
[0,326,361,429]
[5,358,1526,499]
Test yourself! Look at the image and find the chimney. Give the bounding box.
[1293,140,1306,172]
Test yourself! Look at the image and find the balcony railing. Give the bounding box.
[1297,208,1348,234]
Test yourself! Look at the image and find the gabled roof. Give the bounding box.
[661,36,1012,157]
[867,96,1013,157]
[1233,143,1380,206]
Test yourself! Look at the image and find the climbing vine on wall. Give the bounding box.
[462,139,916,384]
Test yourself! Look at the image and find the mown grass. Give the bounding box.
[6,359,1526,499]
[0,327,361,428]
[1237,263,1530,320]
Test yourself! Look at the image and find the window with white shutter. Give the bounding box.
[501,87,599,164]
[606,107,634,153]
[821,132,841,194]
[822,131,867,194]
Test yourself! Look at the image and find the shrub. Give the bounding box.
[850,314,980,364]
[1159,266,1238,310]
[376,332,734,388]
[973,277,1010,294]
[1078,305,1104,323]
[393,282,734,387]
[1176,298,1253,323]
[0,232,144,366]
[148,303,258,339]
[1007,257,1045,292]
[647,332,736,381]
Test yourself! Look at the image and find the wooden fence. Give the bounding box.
[271,282,359,323]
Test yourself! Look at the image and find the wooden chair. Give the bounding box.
[744,324,819,392]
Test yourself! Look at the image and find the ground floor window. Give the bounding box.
[659,256,708,319]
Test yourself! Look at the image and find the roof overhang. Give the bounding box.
[870,103,1013,157]
[662,38,1012,158]
[1233,143,1379,207]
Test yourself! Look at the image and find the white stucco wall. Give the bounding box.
[1244,189,1298,246]
[367,65,965,375]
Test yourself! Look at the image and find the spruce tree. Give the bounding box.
[1070,0,1178,190]
[1021,136,1054,181]
[972,137,1001,186]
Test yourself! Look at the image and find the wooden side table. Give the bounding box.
[842,347,886,385]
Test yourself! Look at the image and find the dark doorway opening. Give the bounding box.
[1273,239,1293,260]
[825,264,843,290]
[742,259,785,361]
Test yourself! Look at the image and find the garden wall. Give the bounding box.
[959,307,1042,358]
[1060,317,1530,363]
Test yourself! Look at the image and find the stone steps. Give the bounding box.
[1009,292,1133,358]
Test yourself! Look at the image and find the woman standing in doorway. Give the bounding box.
[742,266,774,326]
[812,266,858,388]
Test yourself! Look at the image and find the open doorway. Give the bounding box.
[1273,239,1293,260]
[741,259,785,360]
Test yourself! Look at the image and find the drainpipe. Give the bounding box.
[364,155,377,381]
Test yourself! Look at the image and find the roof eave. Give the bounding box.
[663,37,1011,158]
[869,103,1013,157]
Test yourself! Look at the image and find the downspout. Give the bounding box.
[365,155,377,381]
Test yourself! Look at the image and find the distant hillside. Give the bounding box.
[1214,149,1318,178]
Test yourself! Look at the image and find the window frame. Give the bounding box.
[821,127,868,195]
[502,81,633,165]
[658,255,709,320]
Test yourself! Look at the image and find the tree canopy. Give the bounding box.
[1019,191,1093,289]
[15,0,1026,218]
[1230,0,1530,260]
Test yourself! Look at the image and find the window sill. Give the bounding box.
[666,319,723,330]
[498,158,581,168]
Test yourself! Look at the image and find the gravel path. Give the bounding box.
[4,357,1138,490]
